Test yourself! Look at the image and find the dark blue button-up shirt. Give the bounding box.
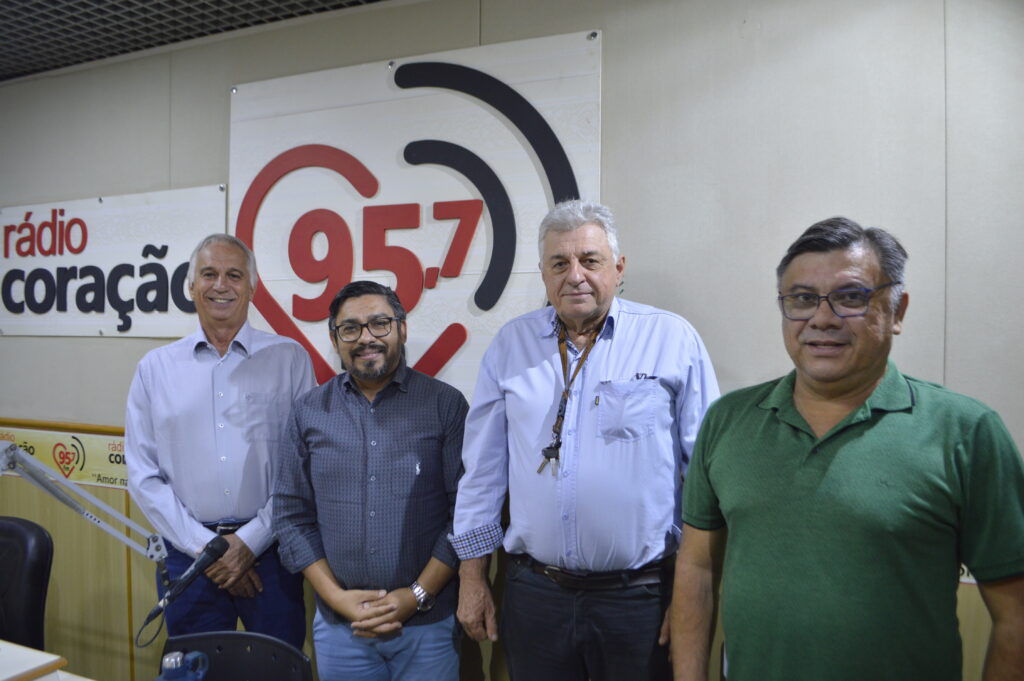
[273,361,468,625]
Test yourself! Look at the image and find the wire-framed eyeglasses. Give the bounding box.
[778,282,901,321]
[330,316,400,342]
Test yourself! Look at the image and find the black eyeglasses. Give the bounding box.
[329,317,400,342]
[778,282,901,321]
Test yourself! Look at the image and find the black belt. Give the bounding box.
[510,553,674,591]
[203,521,247,535]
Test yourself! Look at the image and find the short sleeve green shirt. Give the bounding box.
[683,362,1024,681]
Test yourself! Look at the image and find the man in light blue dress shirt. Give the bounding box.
[126,234,315,647]
[451,200,720,681]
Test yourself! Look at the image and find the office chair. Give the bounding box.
[0,515,55,650]
[161,630,313,681]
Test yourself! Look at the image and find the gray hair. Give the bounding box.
[776,216,907,307]
[538,200,620,260]
[187,233,259,288]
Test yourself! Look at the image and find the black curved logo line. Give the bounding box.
[404,141,515,311]
[394,62,580,203]
[71,435,86,470]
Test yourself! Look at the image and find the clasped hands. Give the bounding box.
[204,533,263,598]
[328,587,419,638]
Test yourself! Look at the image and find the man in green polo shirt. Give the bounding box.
[669,217,1024,681]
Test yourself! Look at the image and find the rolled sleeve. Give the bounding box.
[272,407,326,573]
[450,522,505,560]
[432,389,469,568]
[452,346,511,554]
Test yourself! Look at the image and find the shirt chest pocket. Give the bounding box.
[596,379,659,442]
[241,392,288,440]
[389,448,443,499]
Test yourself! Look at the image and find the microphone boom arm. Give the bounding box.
[2,442,168,566]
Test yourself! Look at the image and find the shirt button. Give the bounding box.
[370,408,375,414]
[217,423,224,429]
[217,391,224,397]
[562,469,569,478]
[562,514,568,520]
[220,456,227,462]
[370,475,376,482]
[224,489,230,496]
[370,440,377,446]
[369,548,376,554]
[369,511,376,518]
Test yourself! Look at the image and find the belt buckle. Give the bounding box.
[542,565,566,580]
[542,564,587,589]
[215,523,239,535]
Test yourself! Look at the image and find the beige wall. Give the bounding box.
[1,1,1021,679]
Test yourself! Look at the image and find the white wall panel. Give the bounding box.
[0,57,172,205]
[946,0,1024,445]
[484,0,947,393]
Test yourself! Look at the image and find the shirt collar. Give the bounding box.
[861,360,914,412]
[540,297,620,340]
[760,359,913,432]
[190,321,253,358]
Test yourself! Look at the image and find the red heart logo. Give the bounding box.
[236,144,468,384]
[52,443,77,479]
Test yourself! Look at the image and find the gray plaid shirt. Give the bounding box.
[272,361,467,626]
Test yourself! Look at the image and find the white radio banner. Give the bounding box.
[0,186,224,337]
[229,32,601,395]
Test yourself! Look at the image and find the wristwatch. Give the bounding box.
[409,581,436,612]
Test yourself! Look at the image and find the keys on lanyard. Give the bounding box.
[539,387,569,476]
[538,324,598,478]
[538,442,560,476]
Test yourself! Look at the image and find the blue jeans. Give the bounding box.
[157,540,305,649]
[499,558,672,681]
[312,609,460,681]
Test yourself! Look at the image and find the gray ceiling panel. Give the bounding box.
[0,0,387,82]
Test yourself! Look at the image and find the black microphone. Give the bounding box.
[142,535,229,626]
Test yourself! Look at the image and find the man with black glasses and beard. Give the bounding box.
[273,280,468,681]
